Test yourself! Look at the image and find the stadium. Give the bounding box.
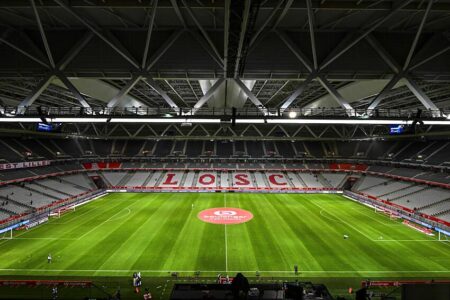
[0,0,450,299]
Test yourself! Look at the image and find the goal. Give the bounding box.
[0,228,12,240]
[49,206,76,218]
[375,206,401,220]
[438,230,450,242]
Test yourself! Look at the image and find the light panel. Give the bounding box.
[1,117,450,126]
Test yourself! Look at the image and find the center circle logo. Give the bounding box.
[214,210,237,216]
[198,208,253,224]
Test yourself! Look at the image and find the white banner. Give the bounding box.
[0,160,51,170]
[25,217,49,230]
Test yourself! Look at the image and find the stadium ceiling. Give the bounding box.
[0,0,450,138]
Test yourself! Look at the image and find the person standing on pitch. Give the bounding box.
[294,265,298,275]
[48,253,52,264]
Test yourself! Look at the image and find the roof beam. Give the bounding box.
[264,81,289,106]
[30,0,55,68]
[403,0,434,71]
[182,0,223,66]
[404,76,440,112]
[316,74,353,110]
[223,0,230,77]
[249,0,284,47]
[271,0,294,30]
[170,0,187,27]
[57,32,94,71]
[56,73,91,108]
[189,30,225,69]
[409,32,450,71]
[234,78,266,113]
[17,74,55,113]
[319,0,385,29]
[107,75,142,107]
[0,35,49,69]
[54,0,140,70]
[280,74,315,111]
[146,29,184,71]
[319,0,414,70]
[409,46,450,71]
[367,33,440,113]
[142,77,180,112]
[233,0,251,78]
[193,78,226,111]
[366,34,401,73]
[277,30,313,72]
[3,1,450,11]
[306,0,318,70]
[143,3,159,59]
[367,74,402,111]
[365,34,403,110]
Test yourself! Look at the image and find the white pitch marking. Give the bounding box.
[105,208,131,223]
[224,194,228,273]
[9,237,78,240]
[0,269,448,274]
[374,239,446,242]
[313,201,373,240]
[77,204,134,240]
[350,207,401,226]
[49,207,98,225]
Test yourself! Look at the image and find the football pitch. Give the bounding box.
[1,192,449,279]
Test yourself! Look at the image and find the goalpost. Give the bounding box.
[374,206,401,220]
[438,230,450,242]
[49,206,76,219]
[0,228,13,240]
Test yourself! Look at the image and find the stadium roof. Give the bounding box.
[0,0,450,138]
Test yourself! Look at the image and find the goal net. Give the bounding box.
[438,230,450,242]
[49,206,76,218]
[0,228,12,240]
[375,206,401,220]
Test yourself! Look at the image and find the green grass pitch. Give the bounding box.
[0,192,449,295]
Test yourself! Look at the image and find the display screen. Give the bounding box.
[37,123,53,132]
[36,123,61,132]
[389,124,405,135]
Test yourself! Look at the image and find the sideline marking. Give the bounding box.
[0,268,448,274]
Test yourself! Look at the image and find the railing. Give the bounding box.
[2,106,449,119]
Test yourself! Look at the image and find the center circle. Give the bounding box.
[198,207,253,224]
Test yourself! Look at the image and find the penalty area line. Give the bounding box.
[373,239,444,242]
[0,269,449,274]
[312,201,374,241]
[77,204,134,240]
